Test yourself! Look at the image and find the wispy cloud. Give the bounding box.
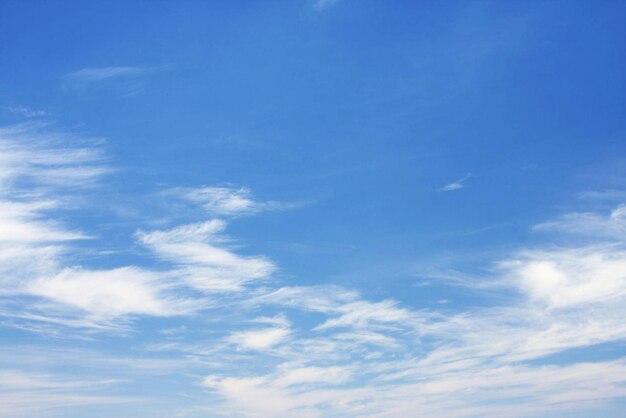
[534,204,626,240]
[137,219,276,292]
[0,344,203,417]
[62,66,164,96]
[192,200,626,417]
[440,173,472,192]
[0,123,110,302]
[0,124,195,329]
[64,67,148,82]
[27,267,198,319]
[5,106,48,118]
[227,323,291,351]
[0,369,134,417]
[0,123,109,190]
[175,186,296,216]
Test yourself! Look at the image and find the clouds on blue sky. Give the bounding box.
[1,121,626,417]
[2,1,626,417]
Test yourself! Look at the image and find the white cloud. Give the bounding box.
[440,173,472,192]
[63,66,147,82]
[534,204,626,240]
[5,106,48,118]
[0,200,87,243]
[440,181,464,191]
[201,375,304,418]
[251,286,415,333]
[0,123,108,190]
[0,369,135,418]
[250,285,360,313]
[0,124,108,313]
[274,365,352,387]
[315,299,413,331]
[27,267,196,319]
[228,326,291,351]
[62,66,165,96]
[137,220,276,292]
[183,187,257,215]
[0,124,199,329]
[179,186,290,216]
[0,123,287,331]
[506,247,626,309]
[200,364,354,417]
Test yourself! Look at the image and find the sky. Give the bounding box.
[1,1,626,417]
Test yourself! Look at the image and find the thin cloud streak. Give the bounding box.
[440,173,472,192]
[61,66,167,96]
[64,67,147,82]
[5,106,48,118]
[173,185,299,216]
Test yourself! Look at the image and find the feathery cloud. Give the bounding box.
[440,173,472,192]
[62,66,165,96]
[177,186,293,216]
[5,106,48,118]
[137,220,276,292]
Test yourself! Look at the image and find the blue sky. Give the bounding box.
[1,1,626,417]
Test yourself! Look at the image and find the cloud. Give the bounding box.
[505,247,626,309]
[137,220,276,292]
[228,325,291,351]
[26,267,197,319]
[199,358,626,418]
[0,123,109,190]
[0,200,88,243]
[0,124,198,329]
[201,364,354,417]
[274,365,352,387]
[0,341,209,417]
[0,369,136,417]
[534,204,626,240]
[183,187,258,215]
[314,299,413,331]
[0,123,109,298]
[249,285,360,314]
[440,173,472,192]
[62,66,164,95]
[5,106,48,118]
[251,286,416,333]
[0,123,287,330]
[64,67,147,82]
[177,186,293,216]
